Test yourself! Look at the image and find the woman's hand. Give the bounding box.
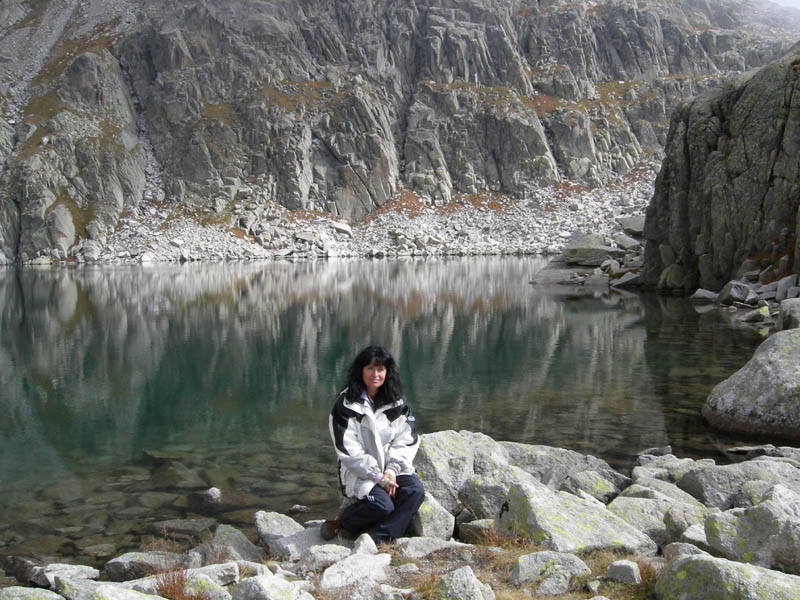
[380,470,398,498]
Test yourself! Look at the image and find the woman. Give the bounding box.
[322,345,424,543]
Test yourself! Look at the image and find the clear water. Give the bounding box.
[0,258,770,566]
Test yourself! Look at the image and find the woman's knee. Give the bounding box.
[399,474,425,499]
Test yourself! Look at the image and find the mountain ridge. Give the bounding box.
[1,0,799,263]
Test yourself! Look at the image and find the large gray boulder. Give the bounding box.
[654,555,800,600]
[702,329,800,440]
[415,430,476,514]
[496,482,657,555]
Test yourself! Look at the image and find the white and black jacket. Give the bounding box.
[328,388,420,499]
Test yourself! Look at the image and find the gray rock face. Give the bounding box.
[702,329,800,440]
[654,555,800,600]
[642,52,800,292]
[2,0,798,261]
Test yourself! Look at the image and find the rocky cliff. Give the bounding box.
[641,47,800,292]
[1,0,799,264]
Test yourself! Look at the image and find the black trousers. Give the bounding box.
[340,473,425,543]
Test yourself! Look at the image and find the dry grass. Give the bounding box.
[154,568,192,600]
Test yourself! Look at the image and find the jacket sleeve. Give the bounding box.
[329,396,383,482]
[384,400,420,475]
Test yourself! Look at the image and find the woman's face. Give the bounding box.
[362,359,387,396]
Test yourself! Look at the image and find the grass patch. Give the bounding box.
[44,187,93,238]
[200,101,236,126]
[10,0,50,31]
[32,18,122,87]
[260,80,334,113]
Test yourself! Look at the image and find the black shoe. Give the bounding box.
[320,518,341,540]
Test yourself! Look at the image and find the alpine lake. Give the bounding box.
[0,257,775,567]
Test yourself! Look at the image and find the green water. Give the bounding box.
[0,258,769,565]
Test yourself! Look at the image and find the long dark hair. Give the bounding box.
[344,345,403,406]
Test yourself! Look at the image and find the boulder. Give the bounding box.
[394,537,473,559]
[499,442,629,492]
[78,585,161,600]
[459,465,540,519]
[559,470,621,503]
[434,566,494,600]
[231,574,313,600]
[194,525,264,564]
[29,564,99,588]
[0,588,64,600]
[54,576,106,600]
[606,496,677,548]
[508,551,590,594]
[496,482,657,555]
[704,484,800,574]
[622,477,705,508]
[663,503,711,544]
[654,555,800,600]
[676,458,800,509]
[293,545,351,575]
[410,493,455,540]
[267,525,352,561]
[703,330,800,439]
[632,454,711,483]
[457,519,495,544]
[351,534,378,555]
[780,298,800,330]
[717,281,752,305]
[104,551,200,581]
[562,232,625,267]
[318,552,391,592]
[415,430,476,514]
[254,511,303,547]
[604,560,640,584]
[689,288,719,304]
[616,216,645,237]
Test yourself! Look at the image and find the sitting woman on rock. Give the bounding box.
[321,344,424,544]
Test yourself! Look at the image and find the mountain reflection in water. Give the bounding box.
[0,258,767,563]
